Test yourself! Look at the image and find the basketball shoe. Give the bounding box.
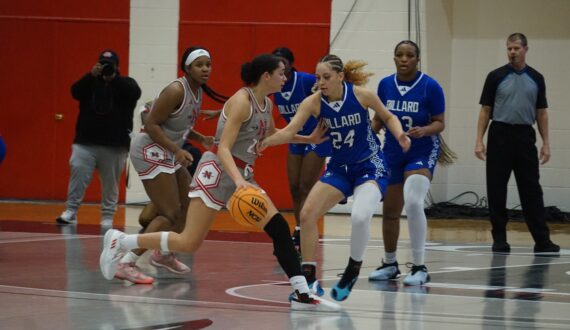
[115,262,154,284]
[150,251,191,274]
[330,275,358,302]
[369,260,401,281]
[403,264,430,286]
[289,290,341,312]
[56,210,77,225]
[308,279,324,297]
[100,229,127,280]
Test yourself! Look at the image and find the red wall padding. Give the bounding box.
[0,1,130,201]
[179,0,331,209]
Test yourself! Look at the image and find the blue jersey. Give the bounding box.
[274,71,317,136]
[320,82,381,164]
[378,72,445,153]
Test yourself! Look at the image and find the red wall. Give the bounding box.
[0,1,331,209]
[179,0,331,209]
[0,1,130,201]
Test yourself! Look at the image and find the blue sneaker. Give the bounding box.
[309,279,324,297]
[403,264,430,286]
[368,261,401,281]
[330,276,358,301]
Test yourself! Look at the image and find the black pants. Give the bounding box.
[486,121,551,244]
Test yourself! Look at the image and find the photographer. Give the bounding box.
[57,49,141,225]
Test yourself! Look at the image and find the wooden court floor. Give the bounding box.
[1,201,569,329]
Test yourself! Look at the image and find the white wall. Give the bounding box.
[329,0,570,212]
[127,0,180,204]
[445,0,570,211]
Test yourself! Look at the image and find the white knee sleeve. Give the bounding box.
[404,174,430,265]
[350,182,382,261]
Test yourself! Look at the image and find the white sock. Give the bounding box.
[120,251,140,264]
[350,182,381,261]
[120,234,139,250]
[404,174,430,266]
[290,275,310,294]
[384,251,397,264]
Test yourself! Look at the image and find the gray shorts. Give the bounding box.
[130,133,181,180]
[188,151,257,210]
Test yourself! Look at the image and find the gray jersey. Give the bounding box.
[130,77,202,179]
[156,76,202,146]
[188,88,271,210]
[214,87,272,166]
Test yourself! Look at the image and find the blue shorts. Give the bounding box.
[384,142,440,185]
[320,152,387,199]
[288,140,332,158]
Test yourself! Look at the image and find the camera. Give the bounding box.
[100,60,116,76]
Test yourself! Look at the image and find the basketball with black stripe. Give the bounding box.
[228,187,268,226]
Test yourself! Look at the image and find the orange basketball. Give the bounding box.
[227,187,269,227]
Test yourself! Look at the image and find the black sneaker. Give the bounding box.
[492,241,511,253]
[534,241,560,254]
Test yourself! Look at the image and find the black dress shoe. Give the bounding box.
[492,241,511,253]
[534,241,560,253]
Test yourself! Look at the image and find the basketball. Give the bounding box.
[227,187,269,227]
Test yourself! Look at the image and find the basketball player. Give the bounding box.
[271,47,331,249]
[259,54,411,302]
[368,40,453,286]
[116,47,226,284]
[100,54,341,311]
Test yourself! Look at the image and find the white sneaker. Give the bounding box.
[100,229,126,280]
[56,210,77,224]
[403,264,430,286]
[289,291,341,312]
[368,260,400,281]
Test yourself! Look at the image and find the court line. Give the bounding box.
[224,282,570,326]
[0,235,97,244]
[0,284,289,312]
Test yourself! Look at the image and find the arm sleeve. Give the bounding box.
[479,71,497,107]
[536,73,548,109]
[70,73,95,101]
[117,77,142,102]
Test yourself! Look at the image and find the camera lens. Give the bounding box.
[100,61,115,76]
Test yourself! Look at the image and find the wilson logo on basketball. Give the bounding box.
[228,187,269,227]
[251,197,267,212]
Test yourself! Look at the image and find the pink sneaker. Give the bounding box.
[150,251,191,274]
[114,262,155,284]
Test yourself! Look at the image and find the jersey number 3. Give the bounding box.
[331,129,355,149]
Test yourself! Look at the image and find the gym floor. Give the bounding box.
[1,202,569,329]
